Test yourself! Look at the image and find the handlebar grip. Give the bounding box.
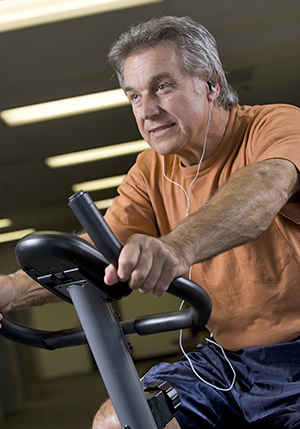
[0,315,87,350]
[68,191,121,267]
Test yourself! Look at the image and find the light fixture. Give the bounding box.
[46,140,149,168]
[0,228,35,244]
[72,174,125,193]
[0,0,162,33]
[95,198,114,210]
[0,89,129,126]
[0,218,12,229]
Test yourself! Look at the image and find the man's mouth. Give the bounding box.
[150,124,175,135]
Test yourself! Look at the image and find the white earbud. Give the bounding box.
[207,81,216,93]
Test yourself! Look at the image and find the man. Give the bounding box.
[1,16,300,428]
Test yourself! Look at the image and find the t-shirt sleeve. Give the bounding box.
[104,152,159,242]
[247,105,300,224]
[248,105,300,169]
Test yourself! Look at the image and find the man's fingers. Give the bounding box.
[104,264,120,285]
[116,242,141,282]
[104,234,188,298]
[142,265,176,298]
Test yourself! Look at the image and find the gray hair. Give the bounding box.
[108,16,238,110]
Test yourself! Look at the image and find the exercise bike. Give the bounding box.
[0,191,212,429]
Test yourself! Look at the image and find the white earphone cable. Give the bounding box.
[162,89,236,391]
[178,298,236,391]
[162,88,216,217]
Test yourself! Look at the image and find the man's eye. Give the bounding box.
[129,93,140,103]
[157,84,167,91]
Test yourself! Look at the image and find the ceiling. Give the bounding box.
[1,0,300,272]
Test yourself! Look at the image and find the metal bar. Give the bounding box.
[68,284,158,429]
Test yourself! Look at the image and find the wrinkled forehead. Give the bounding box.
[123,42,187,87]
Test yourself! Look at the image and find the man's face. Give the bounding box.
[123,42,212,166]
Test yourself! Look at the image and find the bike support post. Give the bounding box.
[67,283,158,429]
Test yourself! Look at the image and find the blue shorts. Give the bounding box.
[142,337,300,428]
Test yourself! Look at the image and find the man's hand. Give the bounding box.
[104,234,190,297]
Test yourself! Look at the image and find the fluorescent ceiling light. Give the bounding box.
[95,198,114,210]
[0,0,161,33]
[72,174,125,193]
[46,140,149,168]
[0,89,129,126]
[0,228,35,244]
[0,218,12,229]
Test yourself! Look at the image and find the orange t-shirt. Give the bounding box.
[105,104,300,351]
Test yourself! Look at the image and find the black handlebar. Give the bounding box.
[0,192,212,350]
[1,316,87,350]
[69,190,122,267]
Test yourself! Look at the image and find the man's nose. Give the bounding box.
[140,94,160,120]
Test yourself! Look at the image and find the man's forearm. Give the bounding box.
[12,270,61,308]
[0,269,60,313]
[163,159,299,266]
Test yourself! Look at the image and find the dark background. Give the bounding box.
[0,0,299,271]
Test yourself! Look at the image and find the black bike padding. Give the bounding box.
[15,231,132,303]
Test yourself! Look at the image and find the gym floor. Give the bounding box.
[0,327,206,428]
[0,358,171,429]
[1,371,108,429]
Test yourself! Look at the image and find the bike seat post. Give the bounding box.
[67,283,158,429]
